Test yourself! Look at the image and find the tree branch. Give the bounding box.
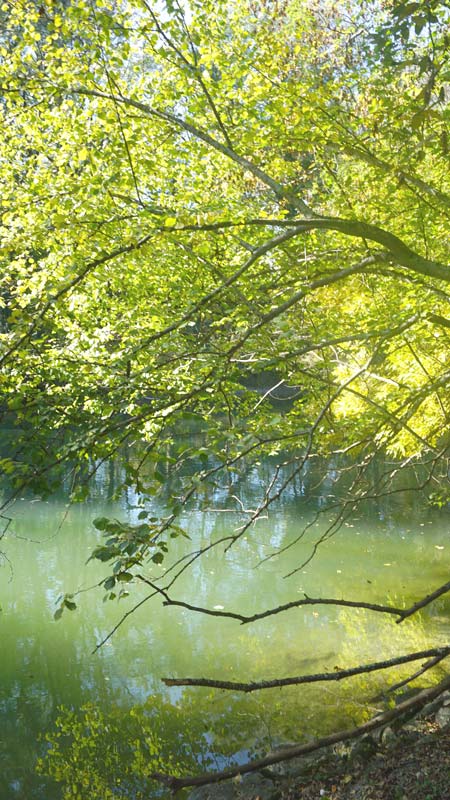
[137,573,450,632]
[397,579,450,623]
[138,578,405,624]
[128,226,305,356]
[156,214,449,283]
[225,254,388,360]
[0,232,153,368]
[162,646,450,692]
[286,218,449,282]
[328,141,450,209]
[70,88,449,282]
[141,0,234,148]
[71,86,317,217]
[372,653,449,700]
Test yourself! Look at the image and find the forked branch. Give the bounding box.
[397,580,450,623]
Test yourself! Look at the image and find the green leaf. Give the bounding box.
[90,546,119,563]
[93,517,111,531]
[116,572,133,582]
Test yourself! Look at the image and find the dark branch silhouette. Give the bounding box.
[397,580,450,623]
[138,577,450,627]
[371,653,449,700]
[162,647,450,691]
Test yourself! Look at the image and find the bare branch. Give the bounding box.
[138,578,405,623]
[91,590,158,654]
[372,653,449,700]
[134,571,450,638]
[397,579,450,623]
[162,646,450,692]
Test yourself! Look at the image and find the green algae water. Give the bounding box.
[0,466,449,799]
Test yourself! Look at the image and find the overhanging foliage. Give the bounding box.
[1,0,449,790]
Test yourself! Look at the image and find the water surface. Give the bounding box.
[0,467,448,798]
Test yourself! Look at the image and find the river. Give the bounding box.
[0,461,448,798]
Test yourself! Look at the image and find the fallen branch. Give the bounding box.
[162,645,450,691]
[150,674,450,793]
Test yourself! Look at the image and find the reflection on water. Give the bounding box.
[0,460,449,798]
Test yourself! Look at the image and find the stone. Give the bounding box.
[380,726,396,745]
[188,783,235,800]
[419,689,450,718]
[435,705,450,729]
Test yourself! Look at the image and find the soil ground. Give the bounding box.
[280,719,450,800]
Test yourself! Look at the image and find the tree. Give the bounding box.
[0,0,449,790]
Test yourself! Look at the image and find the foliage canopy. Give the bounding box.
[0,0,450,789]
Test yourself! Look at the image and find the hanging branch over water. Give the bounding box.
[72,90,450,282]
[161,645,450,691]
[396,579,450,623]
[138,576,450,627]
[150,674,450,793]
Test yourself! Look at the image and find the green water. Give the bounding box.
[0,469,449,798]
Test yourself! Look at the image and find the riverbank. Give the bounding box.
[188,693,450,800]
[278,717,450,800]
